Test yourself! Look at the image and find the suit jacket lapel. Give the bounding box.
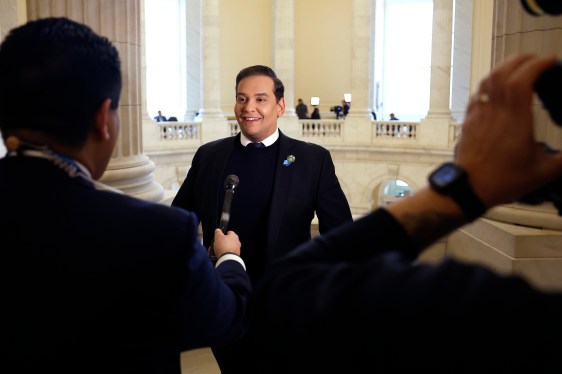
[266,131,295,255]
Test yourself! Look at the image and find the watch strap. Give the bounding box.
[452,183,487,221]
[429,162,487,221]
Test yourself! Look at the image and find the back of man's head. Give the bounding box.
[0,17,122,147]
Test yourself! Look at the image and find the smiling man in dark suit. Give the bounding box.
[172,64,353,373]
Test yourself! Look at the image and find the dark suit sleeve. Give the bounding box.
[178,209,251,349]
[252,209,562,372]
[171,151,200,213]
[314,147,353,234]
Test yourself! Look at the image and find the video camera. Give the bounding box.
[517,0,562,214]
[330,105,344,119]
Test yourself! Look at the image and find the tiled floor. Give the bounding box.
[181,348,220,374]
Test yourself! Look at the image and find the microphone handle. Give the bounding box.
[209,188,235,261]
[218,189,235,233]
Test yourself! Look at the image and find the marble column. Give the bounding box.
[469,0,493,100]
[26,0,164,202]
[198,0,222,119]
[426,0,454,119]
[197,0,228,143]
[0,0,19,56]
[347,0,373,119]
[272,0,296,118]
[271,0,300,138]
[418,0,454,148]
[0,0,20,158]
[342,0,374,145]
[450,0,473,124]
[185,0,202,121]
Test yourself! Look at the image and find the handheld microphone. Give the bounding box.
[520,0,562,16]
[209,175,240,261]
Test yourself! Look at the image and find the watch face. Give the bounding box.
[431,163,460,188]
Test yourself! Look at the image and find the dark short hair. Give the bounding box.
[235,65,284,102]
[0,17,122,147]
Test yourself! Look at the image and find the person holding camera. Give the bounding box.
[251,53,562,372]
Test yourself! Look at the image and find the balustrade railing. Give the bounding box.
[228,120,239,136]
[374,121,418,139]
[156,119,460,147]
[301,119,343,137]
[158,122,200,140]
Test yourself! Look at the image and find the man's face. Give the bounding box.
[235,75,285,142]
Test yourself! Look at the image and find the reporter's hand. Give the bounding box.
[456,53,562,208]
[212,228,241,258]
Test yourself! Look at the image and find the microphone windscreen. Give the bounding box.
[224,174,240,190]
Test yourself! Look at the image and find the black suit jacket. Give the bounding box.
[1,156,251,374]
[172,130,352,276]
[252,209,562,373]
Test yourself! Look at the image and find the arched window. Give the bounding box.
[381,179,413,206]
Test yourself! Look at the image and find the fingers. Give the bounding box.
[476,54,557,105]
[466,54,557,124]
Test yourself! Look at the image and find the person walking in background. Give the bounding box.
[154,110,167,122]
[342,100,350,117]
[172,64,352,373]
[251,54,562,373]
[311,107,321,119]
[389,112,399,120]
[295,97,309,119]
[0,17,251,374]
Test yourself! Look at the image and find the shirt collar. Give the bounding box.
[240,128,279,147]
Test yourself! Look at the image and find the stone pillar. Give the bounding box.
[272,0,295,118]
[426,0,454,118]
[450,0,473,124]
[198,0,222,119]
[26,0,164,202]
[185,0,202,121]
[469,0,493,101]
[344,0,374,145]
[348,0,372,119]
[139,0,161,147]
[198,0,228,143]
[272,0,299,137]
[418,0,454,148]
[0,0,20,158]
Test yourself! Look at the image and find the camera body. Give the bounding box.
[519,143,562,215]
[513,62,562,214]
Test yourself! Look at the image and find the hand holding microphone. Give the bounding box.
[209,175,240,261]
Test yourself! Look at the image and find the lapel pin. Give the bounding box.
[283,155,296,167]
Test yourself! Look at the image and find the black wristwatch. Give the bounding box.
[428,162,487,221]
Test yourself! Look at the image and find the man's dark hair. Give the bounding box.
[0,17,122,147]
[235,65,284,102]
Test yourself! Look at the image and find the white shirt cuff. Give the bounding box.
[215,253,246,271]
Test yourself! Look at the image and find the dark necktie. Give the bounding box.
[247,142,265,148]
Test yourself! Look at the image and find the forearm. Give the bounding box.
[385,186,468,249]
